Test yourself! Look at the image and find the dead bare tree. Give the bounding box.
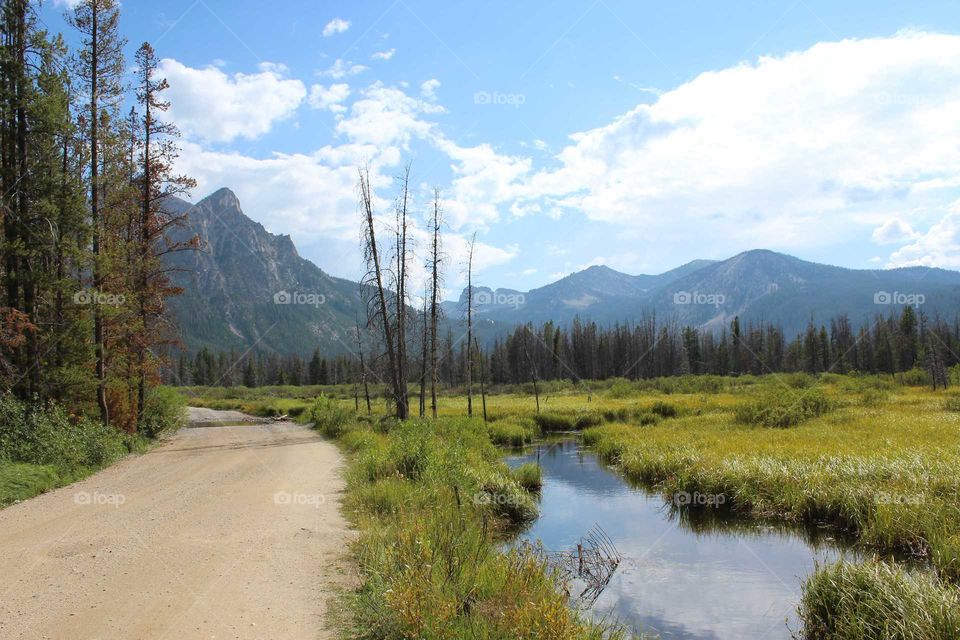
[355,315,371,414]
[358,165,407,420]
[418,283,429,417]
[427,188,444,418]
[392,164,412,419]
[465,232,476,417]
[474,336,488,423]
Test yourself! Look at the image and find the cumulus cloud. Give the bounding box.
[318,58,368,80]
[886,206,960,268]
[159,59,306,143]
[309,83,351,113]
[513,31,960,260]
[336,82,443,147]
[872,217,919,244]
[322,17,350,37]
[372,49,396,61]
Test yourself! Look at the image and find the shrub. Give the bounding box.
[605,378,635,399]
[512,462,543,492]
[0,395,127,469]
[901,368,932,387]
[307,395,353,438]
[734,388,836,428]
[139,386,186,438]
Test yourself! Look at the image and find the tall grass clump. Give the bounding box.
[306,395,353,437]
[331,414,622,639]
[799,560,960,640]
[512,462,543,492]
[943,394,960,412]
[488,420,534,447]
[734,387,835,427]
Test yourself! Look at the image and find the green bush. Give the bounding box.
[0,395,127,469]
[139,386,186,438]
[306,395,353,438]
[734,388,836,428]
[901,368,932,387]
[605,378,635,399]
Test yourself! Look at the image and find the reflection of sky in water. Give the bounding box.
[506,441,858,640]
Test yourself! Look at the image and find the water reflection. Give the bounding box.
[506,440,860,640]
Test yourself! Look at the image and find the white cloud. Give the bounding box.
[886,205,960,268]
[159,59,306,143]
[515,31,960,263]
[318,58,368,79]
[372,49,396,61]
[322,17,350,37]
[872,217,919,244]
[336,82,443,147]
[420,78,440,101]
[309,83,351,113]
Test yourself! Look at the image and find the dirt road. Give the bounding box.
[0,410,353,639]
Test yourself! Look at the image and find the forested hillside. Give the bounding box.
[1,0,193,431]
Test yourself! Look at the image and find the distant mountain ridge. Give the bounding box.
[163,189,960,355]
[455,249,960,335]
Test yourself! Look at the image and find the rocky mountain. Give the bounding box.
[457,250,960,335]
[164,188,367,355]
[164,189,960,355]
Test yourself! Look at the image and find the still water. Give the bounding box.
[505,440,859,640]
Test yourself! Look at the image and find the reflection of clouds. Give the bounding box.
[511,441,852,640]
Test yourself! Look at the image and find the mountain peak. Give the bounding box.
[200,187,241,210]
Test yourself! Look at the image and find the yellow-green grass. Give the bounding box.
[799,560,960,639]
[324,411,629,640]
[581,385,960,575]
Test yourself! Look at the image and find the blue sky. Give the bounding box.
[43,0,960,296]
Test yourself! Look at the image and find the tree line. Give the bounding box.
[177,305,957,396]
[1,0,197,430]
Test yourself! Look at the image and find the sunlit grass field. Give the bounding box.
[181,371,960,639]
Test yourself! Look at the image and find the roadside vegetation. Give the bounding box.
[308,395,626,639]
[196,368,960,639]
[0,390,186,507]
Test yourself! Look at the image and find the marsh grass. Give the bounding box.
[191,373,957,639]
[799,560,960,640]
[322,407,626,639]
